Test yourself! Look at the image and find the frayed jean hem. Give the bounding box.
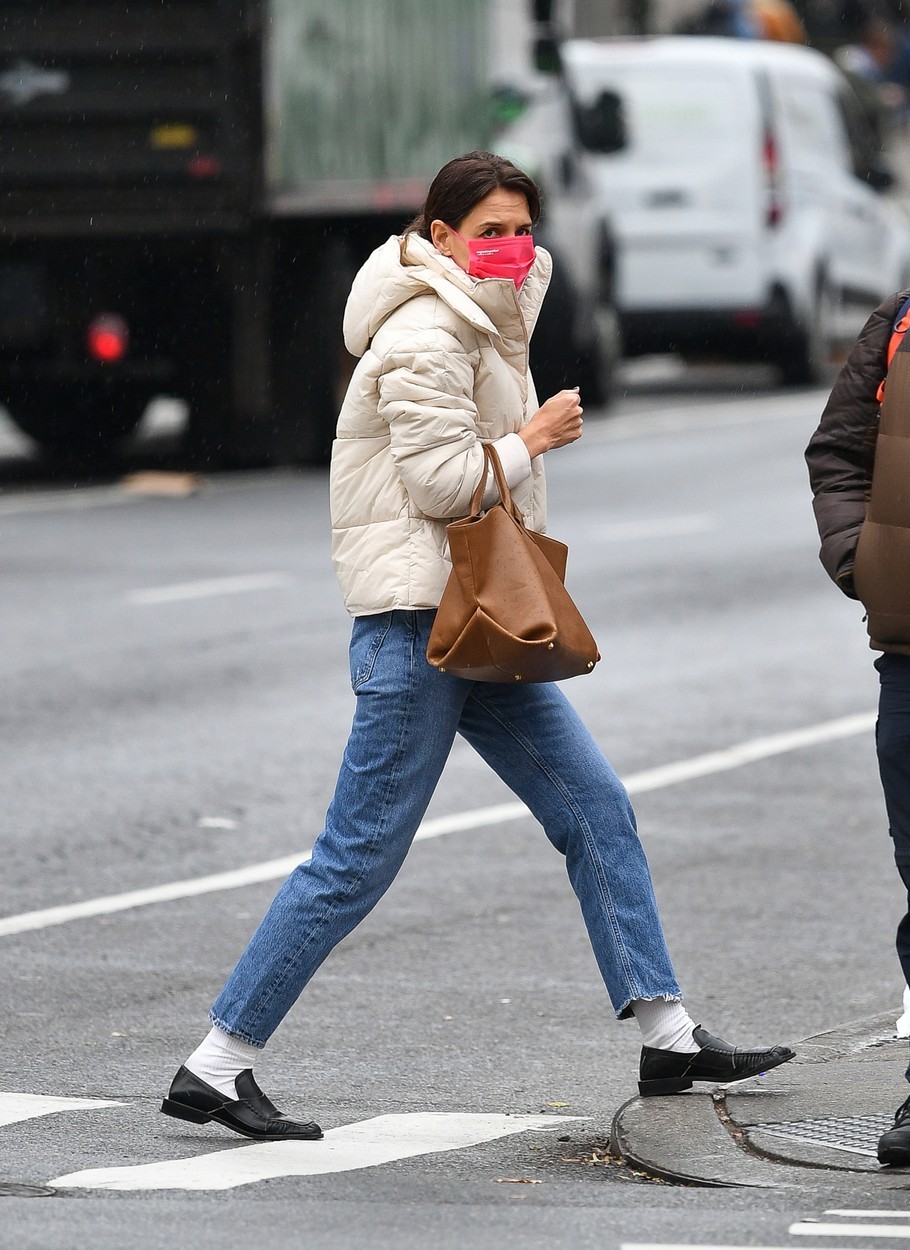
[209,1011,267,1050]
[617,991,683,1021]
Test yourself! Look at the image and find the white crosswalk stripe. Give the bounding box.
[50,1112,584,1191]
[0,1092,122,1128]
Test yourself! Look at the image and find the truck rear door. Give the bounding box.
[0,0,259,232]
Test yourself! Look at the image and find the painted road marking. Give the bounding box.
[621,1245,796,1250]
[0,1092,122,1128]
[827,1211,910,1218]
[127,572,294,605]
[0,485,139,516]
[791,1224,910,1238]
[619,710,875,795]
[50,1112,583,1191]
[0,711,876,939]
[0,469,294,516]
[597,514,715,542]
[593,389,826,445]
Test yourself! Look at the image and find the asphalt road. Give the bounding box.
[2,367,909,1247]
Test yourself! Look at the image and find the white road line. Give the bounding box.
[791,1224,910,1239]
[0,1093,122,1128]
[827,1211,910,1218]
[127,572,295,605]
[0,485,139,516]
[597,514,715,542]
[621,711,876,794]
[0,470,293,516]
[621,1245,794,1250]
[0,711,875,940]
[593,390,826,444]
[50,1112,583,1191]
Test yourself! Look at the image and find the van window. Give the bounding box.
[836,86,879,181]
[568,64,746,162]
[776,79,850,170]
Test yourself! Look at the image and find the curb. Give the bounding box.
[610,1011,908,1190]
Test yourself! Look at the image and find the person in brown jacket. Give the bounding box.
[807,287,910,1167]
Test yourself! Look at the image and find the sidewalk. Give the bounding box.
[610,1011,910,1190]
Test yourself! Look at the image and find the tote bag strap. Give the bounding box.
[468,442,523,523]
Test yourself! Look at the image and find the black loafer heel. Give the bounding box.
[160,1096,210,1125]
[638,1074,693,1097]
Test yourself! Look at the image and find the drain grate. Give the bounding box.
[751,1115,893,1157]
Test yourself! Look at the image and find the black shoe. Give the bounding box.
[160,1066,323,1140]
[639,1025,795,1097]
[878,1093,910,1166]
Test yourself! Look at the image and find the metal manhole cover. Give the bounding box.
[752,1115,892,1157]
[0,1183,55,1198]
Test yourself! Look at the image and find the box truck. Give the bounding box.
[0,0,490,464]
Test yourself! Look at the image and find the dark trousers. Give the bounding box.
[874,654,910,1080]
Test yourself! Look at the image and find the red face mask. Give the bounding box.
[450,229,537,290]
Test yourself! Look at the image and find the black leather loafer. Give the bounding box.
[639,1025,795,1097]
[160,1066,323,1140]
[878,1093,910,1166]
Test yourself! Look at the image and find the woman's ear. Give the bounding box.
[429,219,453,257]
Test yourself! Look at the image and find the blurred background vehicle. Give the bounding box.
[0,0,495,468]
[0,0,628,471]
[556,35,910,384]
[6,1,910,474]
[492,76,624,405]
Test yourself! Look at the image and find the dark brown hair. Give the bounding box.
[405,150,541,238]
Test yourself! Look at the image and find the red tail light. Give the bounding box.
[86,314,129,363]
[186,155,222,179]
[762,129,784,228]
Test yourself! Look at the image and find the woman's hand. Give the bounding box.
[518,388,584,459]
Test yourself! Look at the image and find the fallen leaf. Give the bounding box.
[495,1178,542,1185]
[545,1101,571,1108]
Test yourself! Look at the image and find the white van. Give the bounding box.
[494,75,623,405]
[558,37,910,382]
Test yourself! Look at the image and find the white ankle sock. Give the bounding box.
[631,998,700,1052]
[184,1026,261,1098]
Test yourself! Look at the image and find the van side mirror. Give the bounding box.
[533,35,562,74]
[572,90,626,154]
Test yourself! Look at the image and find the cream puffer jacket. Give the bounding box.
[330,231,552,616]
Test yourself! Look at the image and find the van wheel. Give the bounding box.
[531,246,618,404]
[776,278,832,386]
[272,239,357,465]
[583,300,622,407]
[529,246,578,398]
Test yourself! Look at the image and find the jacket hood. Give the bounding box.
[343,232,552,358]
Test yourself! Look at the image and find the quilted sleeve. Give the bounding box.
[805,291,907,597]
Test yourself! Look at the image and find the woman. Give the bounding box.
[161,152,794,1141]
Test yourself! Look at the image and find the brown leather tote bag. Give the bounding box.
[426,443,600,682]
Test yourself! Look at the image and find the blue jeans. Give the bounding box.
[211,610,681,1046]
